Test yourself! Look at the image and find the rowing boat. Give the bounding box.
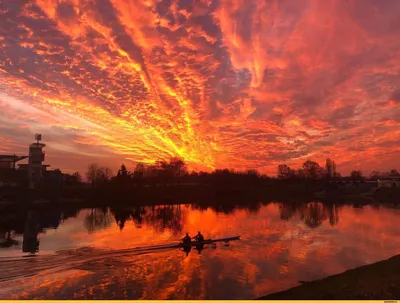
[0,236,241,262]
[178,236,240,247]
[122,235,241,253]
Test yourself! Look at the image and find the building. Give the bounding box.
[28,134,46,189]
[0,154,29,170]
[0,155,28,186]
[377,175,400,188]
[0,134,63,189]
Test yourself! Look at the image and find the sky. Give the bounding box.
[0,0,400,176]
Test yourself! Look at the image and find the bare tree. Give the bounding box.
[85,164,113,187]
[98,167,113,183]
[86,163,100,187]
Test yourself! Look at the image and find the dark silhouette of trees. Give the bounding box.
[367,169,399,180]
[278,164,295,179]
[86,163,113,187]
[86,163,100,187]
[169,157,187,177]
[153,158,187,180]
[78,157,397,192]
[98,167,113,183]
[350,170,363,181]
[133,163,145,187]
[115,164,131,186]
[133,163,144,179]
[276,160,328,181]
[296,168,305,179]
[117,164,130,179]
[369,170,381,180]
[72,172,82,183]
[302,160,324,179]
[64,172,82,187]
[146,157,189,186]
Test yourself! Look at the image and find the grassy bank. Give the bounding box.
[258,254,400,300]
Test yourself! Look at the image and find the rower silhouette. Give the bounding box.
[180,232,206,255]
[181,232,191,245]
[192,231,204,242]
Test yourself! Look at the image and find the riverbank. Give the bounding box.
[1,184,399,212]
[0,184,320,210]
[258,254,400,300]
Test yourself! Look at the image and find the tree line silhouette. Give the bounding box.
[69,157,400,189]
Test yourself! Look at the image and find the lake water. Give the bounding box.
[1,202,400,299]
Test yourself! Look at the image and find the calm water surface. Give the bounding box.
[0,202,400,299]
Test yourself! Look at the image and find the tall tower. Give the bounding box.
[28,134,46,189]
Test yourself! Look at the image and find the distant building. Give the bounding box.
[0,134,63,189]
[377,176,400,188]
[28,134,46,189]
[0,154,28,186]
[0,154,29,170]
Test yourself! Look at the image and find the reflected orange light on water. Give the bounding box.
[1,203,400,299]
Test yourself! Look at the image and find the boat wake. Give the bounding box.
[0,245,177,283]
[0,236,240,284]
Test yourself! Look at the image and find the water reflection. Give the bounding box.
[0,207,79,255]
[0,201,394,253]
[0,231,19,248]
[1,201,400,300]
[22,211,40,254]
[84,209,113,234]
[110,205,184,235]
[278,202,340,228]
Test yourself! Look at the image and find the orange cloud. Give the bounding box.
[0,0,400,175]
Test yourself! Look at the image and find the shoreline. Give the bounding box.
[257,254,400,300]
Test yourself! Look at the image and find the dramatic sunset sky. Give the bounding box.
[0,0,399,175]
